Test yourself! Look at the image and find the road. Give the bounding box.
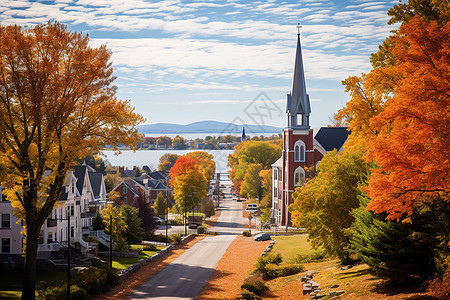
[129,182,246,300]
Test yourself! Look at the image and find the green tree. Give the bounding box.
[0,22,144,298]
[101,205,127,251]
[120,205,143,244]
[349,195,450,282]
[289,147,372,262]
[153,192,167,218]
[92,213,105,231]
[158,153,179,172]
[240,164,263,200]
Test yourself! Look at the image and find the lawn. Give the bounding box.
[0,270,66,299]
[271,234,319,263]
[112,245,164,270]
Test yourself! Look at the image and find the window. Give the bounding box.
[294,167,305,187]
[1,238,10,253]
[300,145,305,161]
[1,214,10,228]
[123,185,127,194]
[47,233,52,244]
[294,140,306,162]
[124,196,127,204]
[274,169,277,180]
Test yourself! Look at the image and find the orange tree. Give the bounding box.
[0,22,144,298]
[366,17,449,220]
[169,156,207,214]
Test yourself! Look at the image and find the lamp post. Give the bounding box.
[165,196,169,244]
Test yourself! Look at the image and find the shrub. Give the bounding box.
[197,225,207,234]
[73,267,108,295]
[82,236,98,243]
[170,233,182,244]
[253,253,283,277]
[92,258,120,287]
[239,288,261,300]
[241,277,268,296]
[243,230,252,237]
[264,263,303,279]
[142,244,157,251]
[38,284,88,300]
[427,272,450,300]
[292,249,328,263]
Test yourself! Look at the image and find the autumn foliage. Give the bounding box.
[365,17,450,220]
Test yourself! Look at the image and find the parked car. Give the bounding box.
[153,216,164,224]
[245,203,259,213]
[232,196,238,201]
[253,232,271,241]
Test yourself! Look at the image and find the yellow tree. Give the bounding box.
[186,151,216,182]
[101,204,127,251]
[169,156,207,213]
[0,22,144,298]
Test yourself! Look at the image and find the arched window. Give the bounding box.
[294,167,305,187]
[294,140,306,162]
[300,145,305,161]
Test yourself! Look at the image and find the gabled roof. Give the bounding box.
[134,177,172,191]
[88,172,104,198]
[121,169,136,178]
[142,165,152,173]
[314,127,350,152]
[272,157,282,168]
[122,179,140,197]
[147,171,168,181]
[74,166,89,195]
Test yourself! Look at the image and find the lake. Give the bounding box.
[100,149,234,173]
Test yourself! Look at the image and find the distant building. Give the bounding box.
[272,30,350,227]
[241,127,247,141]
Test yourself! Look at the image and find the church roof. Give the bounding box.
[287,33,311,118]
[314,127,350,152]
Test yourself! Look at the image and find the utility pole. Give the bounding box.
[109,214,113,269]
[67,207,71,298]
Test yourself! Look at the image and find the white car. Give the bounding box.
[153,216,165,224]
[245,203,259,212]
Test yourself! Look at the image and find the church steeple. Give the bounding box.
[286,24,311,129]
[241,127,247,141]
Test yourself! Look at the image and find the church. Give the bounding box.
[271,29,349,227]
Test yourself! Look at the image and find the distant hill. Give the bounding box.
[137,121,282,134]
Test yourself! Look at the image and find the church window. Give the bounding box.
[300,145,305,161]
[295,173,300,185]
[294,167,305,187]
[294,140,306,162]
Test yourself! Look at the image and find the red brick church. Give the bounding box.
[271,30,349,227]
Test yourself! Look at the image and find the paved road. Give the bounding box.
[129,183,246,300]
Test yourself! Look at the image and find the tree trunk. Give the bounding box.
[21,222,41,300]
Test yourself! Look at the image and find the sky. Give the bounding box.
[1,0,399,129]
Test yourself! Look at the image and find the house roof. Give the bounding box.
[147,171,168,181]
[74,166,89,194]
[121,169,136,178]
[88,172,103,198]
[142,165,152,173]
[122,179,140,197]
[272,157,282,168]
[314,127,350,152]
[134,177,172,191]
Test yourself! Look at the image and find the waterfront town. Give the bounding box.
[0,0,448,299]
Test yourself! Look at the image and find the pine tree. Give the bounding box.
[120,205,143,244]
[350,195,450,282]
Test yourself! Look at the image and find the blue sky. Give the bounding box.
[1,0,398,129]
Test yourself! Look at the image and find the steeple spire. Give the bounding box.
[286,24,311,129]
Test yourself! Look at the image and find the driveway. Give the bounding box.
[129,183,246,299]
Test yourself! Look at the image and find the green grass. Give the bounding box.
[112,245,164,270]
[0,270,67,299]
[271,234,319,264]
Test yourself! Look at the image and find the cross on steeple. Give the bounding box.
[297,23,302,36]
